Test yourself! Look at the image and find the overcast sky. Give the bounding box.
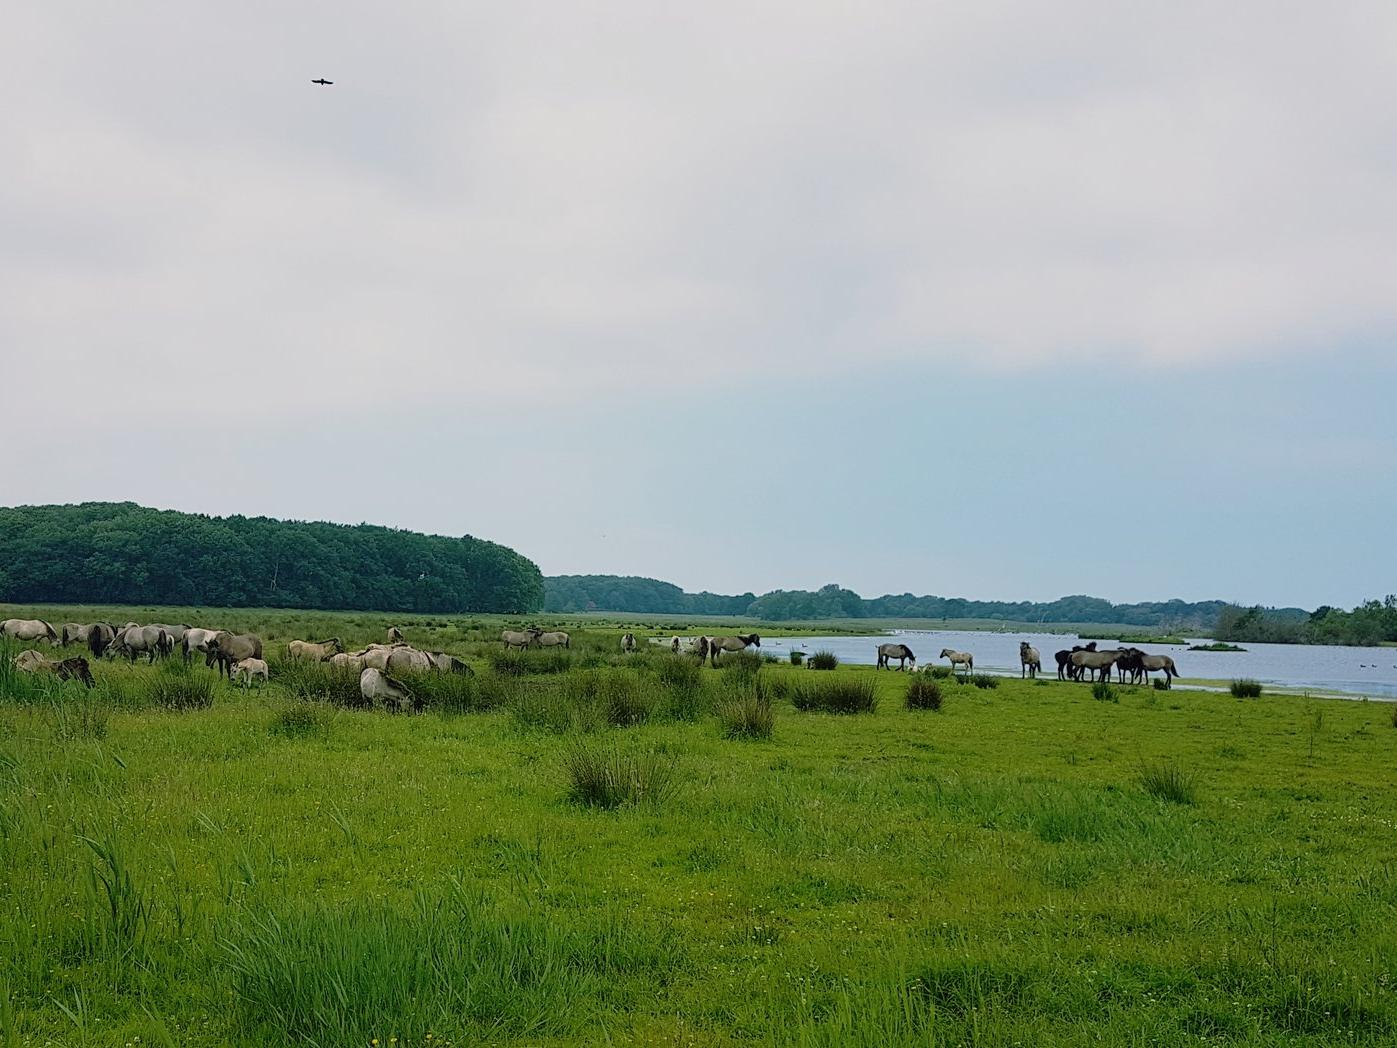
[3,2,1394,608]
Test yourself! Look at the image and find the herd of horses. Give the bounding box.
[6,615,1183,696]
[873,639,1179,686]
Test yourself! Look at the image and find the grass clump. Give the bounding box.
[1138,759,1198,805]
[717,678,775,739]
[807,650,839,671]
[488,648,573,676]
[927,666,953,680]
[716,651,764,680]
[970,674,999,690]
[269,701,332,739]
[563,669,656,727]
[905,678,943,711]
[1231,678,1264,698]
[654,656,708,721]
[44,694,110,741]
[1092,681,1119,703]
[791,676,877,714]
[279,661,365,707]
[562,741,677,808]
[148,660,215,711]
[1153,678,1170,691]
[789,651,804,666]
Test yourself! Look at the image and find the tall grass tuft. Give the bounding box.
[44,693,110,741]
[1138,759,1198,804]
[655,656,708,721]
[268,701,332,739]
[808,650,839,671]
[562,669,656,727]
[716,651,764,680]
[1153,677,1170,691]
[1231,678,1264,698]
[1092,681,1118,703]
[562,741,677,808]
[148,660,215,711]
[488,648,573,676]
[79,832,151,960]
[717,678,775,739]
[791,677,877,714]
[905,678,943,711]
[927,665,953,680]
[970,674,999,690]
[279,661,365,707]
[789,651,805,666]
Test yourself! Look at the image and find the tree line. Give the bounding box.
[1215,598,1397,647]
[0,503,544,614]
[545,577,1238,629]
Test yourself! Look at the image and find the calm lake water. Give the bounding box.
[755,630,1397,699]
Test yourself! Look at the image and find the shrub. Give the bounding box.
[970,674,999,690]
[808,651,839,671]
[1139,760,1198,804]
[905,678,943,711]
[761,653,781,665]
[410,671,490,715]
[927,666,953,680]
[1230,678,1263,698]
[789,651,804,666]
[1153,678,1170,691]
[563,741,677,808]
[269,702,332,739]
[791,677,877,714]
[148,661,215,711]
[1091,681,1118,703]
[717,683,774,739]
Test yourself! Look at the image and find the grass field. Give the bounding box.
[2,607,1395,1046]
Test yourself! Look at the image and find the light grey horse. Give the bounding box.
[708,634,760,666]
[620,633,637,654]
[1019,642,1041,679]
[940,648,974,677]
[501,629,538,650]
[877,643,916,670]
[1,619,58,645]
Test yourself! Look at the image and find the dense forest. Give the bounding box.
[1215,598,1397,647]
[544,577,1238,628]
[0,503,543,613]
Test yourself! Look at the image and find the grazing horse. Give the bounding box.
[60,623,90,646]
[535,631,571,649]
[2,619,59,646]
[1019,642,1041,679]
[940,649,974,677]
[182,627,221,664]
[388,626,405,644]
[876,643,916,671]
[1138,653,1180,687]
[430,652,473,675]
[501,629,539,650]
[232,658,269,688]
[206,632,263,678]
[87,623,116,660]
[620,633,637,654]
[288,638,343,661]
[386,647,434,674]
[118,625,173,664]
[1114,647,1146,685]
[360,668,417,712]
[708,634,760,666]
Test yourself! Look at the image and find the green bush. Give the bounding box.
[1230,678,1263,698]
[927,666,953,680]
[788,651,804,666]
[905,678,942,711]
[1092,681,1118,703]
[808,651,839,671]
[791,677,877,714]
[279,661,365,707]
[563,741,677,808]
[1153,678,1170,691]
[970,674,999,690]
[1139,760,1198,804]
[562,669,656,727]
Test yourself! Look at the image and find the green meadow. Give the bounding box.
[2,608,1395,1046]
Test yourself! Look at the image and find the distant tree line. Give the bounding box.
[544,575,755,616]
[0,503,544,614]
[1215,598,1397,647]
[544,577,1238,629]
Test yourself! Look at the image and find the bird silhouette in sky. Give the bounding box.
[311,78,333,85]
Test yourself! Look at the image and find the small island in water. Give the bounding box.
[1190,642,1247,652]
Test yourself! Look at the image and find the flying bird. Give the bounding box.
[311,78,333,85]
